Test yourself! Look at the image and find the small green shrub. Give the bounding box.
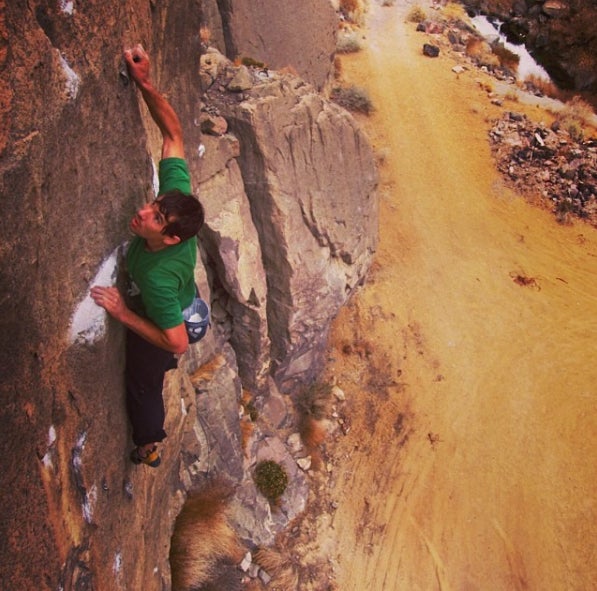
[331,85,374,114]
[240,56,267,69]
[254,460,288,501]
[296,382,332,421]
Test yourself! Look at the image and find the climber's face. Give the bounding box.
[129,199,179,251]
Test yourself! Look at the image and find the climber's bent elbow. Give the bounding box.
[163,324,189,355]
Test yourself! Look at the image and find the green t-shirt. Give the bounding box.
[126,158,197,329]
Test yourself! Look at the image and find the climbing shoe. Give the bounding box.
[130,445,161,468]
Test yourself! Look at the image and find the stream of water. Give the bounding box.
[470,15,551,82]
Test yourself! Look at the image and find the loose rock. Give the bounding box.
[489,112,597,225]
[423,43,440,57]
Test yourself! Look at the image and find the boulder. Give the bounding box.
[206,69,378,392]
[423,43,441,57]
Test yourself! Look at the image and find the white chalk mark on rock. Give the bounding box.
[68,245,124,345]
[59,53,80,99]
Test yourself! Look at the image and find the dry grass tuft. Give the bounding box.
[555,96,596,141]
[295,382,332,467]
[339,0,368,26]
[336,29,362,53]
[406,4,427,23]
[296,382,332,422]
[254,547,299,590]
[199,563,243,591]
[299,416,327,451]
[504,89,519,102]
[339,0,359,13]
[299,417,327,470]
[491,42,520,72]
[240,389,257,456]
[330,85,373,114]
[440,1,467,21]
[477,78,495,94]
[191,355,227,384]
[199,26,212,46]
[466,38,500,69]
[170,483,244,591]
[333,55,343,80]
[521,74,560,99]
[240,418,254,456]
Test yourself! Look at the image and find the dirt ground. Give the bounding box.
[281,1,597,590]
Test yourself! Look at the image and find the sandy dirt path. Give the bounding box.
[317,2,597,590]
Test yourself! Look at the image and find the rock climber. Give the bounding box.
[91,44,204,467]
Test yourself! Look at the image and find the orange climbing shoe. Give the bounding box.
[130,445,161,468]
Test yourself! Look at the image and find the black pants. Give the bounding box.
[125,330,177,446]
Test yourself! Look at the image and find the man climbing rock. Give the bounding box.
[91,45,204,468]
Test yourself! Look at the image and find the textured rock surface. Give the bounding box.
[204,62,378,392]
[201,0,338,91]
[0,2,202,590]
[0,2,377,590]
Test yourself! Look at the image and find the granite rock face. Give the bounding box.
[0,2,377,590]
[201,0,338,91]
[202,58,378,392]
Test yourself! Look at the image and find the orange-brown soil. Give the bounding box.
[278,2,597,590]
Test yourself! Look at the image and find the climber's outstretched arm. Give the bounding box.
[124,44,185,160]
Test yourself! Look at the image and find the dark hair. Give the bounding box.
[157,190,205,242]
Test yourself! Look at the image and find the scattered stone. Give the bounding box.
[227,66,254,92]
[489,113,597,225]
[199,47,229,90]
[423,43,440,58]
[199,113,228,136]
[240,552,252,572]
[259,569,272,584]
[248,563,260,578]
[331,385,345,401]
[287,432,303,453]
[297,456,312,471]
